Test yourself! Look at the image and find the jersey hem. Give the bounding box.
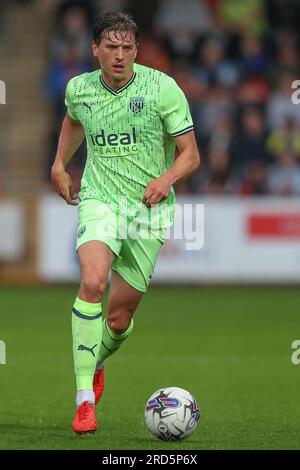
[111,267,147,293]
[75,238,122,261]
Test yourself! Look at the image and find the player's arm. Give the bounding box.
[51,113,85,205]
[142,131,200,207]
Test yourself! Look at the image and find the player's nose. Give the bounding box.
[115,47,124,60]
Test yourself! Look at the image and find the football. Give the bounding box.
[144,387,200,441]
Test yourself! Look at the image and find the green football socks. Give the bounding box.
[96,318,134,366]
[72,297,102,390]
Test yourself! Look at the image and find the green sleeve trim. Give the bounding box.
[171,125,194,137]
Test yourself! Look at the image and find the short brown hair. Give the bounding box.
[92,11,139,45]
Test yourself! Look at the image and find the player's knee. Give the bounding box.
[80,273,106,301]
[107,313,132,335]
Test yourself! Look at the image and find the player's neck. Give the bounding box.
[101,70,134,91]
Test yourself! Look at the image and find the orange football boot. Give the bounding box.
[93,367,105,405]
[72,401,97,434]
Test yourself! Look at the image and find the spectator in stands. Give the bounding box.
[235,76,269,107]
[229,106,271,176]
[46,37,93,119]
[269,41,300,86]
[267,117,300,159]
[189,146,232,195]
[196,84,233,138]
[45,4,93,181]
[94,0,130,14]
[266,0,300,33]
[56,0,94,24]
[238,35,270,78]
[192,36,239,87]
[154,0,214,60]
[207,146,232,193]
[238,161,268,195]
[208,114,233,153]
[47,3,94,117]
[171,59,207,106]
[267,151,300,196]
[267,72,300,129]
[136,33,171,74]
[217,0,266,37]
[52,3,92,62]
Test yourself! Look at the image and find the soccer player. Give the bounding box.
[51,11,200,434]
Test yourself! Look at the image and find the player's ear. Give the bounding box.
[92,41,99,57]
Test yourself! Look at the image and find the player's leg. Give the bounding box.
[97,270,144,365]
[97,232,164,367]
[72,240,114,434]
[93,232,164,404]
[93,270,143,404]
[107,268,144,334]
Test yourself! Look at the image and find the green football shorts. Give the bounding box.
[76,199,165,293]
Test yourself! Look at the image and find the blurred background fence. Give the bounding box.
[1,0,300,284]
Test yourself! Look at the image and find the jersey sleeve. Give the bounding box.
[159,76,194,137]
[65,77,79,121]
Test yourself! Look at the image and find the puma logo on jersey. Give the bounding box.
[82,102,92,113]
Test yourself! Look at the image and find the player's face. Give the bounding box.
[93,31,137,83]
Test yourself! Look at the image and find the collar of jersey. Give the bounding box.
[100,72,136,95]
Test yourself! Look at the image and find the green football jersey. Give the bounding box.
[65,63,194,228]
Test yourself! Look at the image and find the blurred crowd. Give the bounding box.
[46,0,300,197]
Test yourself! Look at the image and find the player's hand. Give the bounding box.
[51,165,79,206]
[142,174,172,208]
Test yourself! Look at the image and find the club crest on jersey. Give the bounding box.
[129,96,144,115]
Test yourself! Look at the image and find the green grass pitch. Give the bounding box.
[0,285,299,450]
